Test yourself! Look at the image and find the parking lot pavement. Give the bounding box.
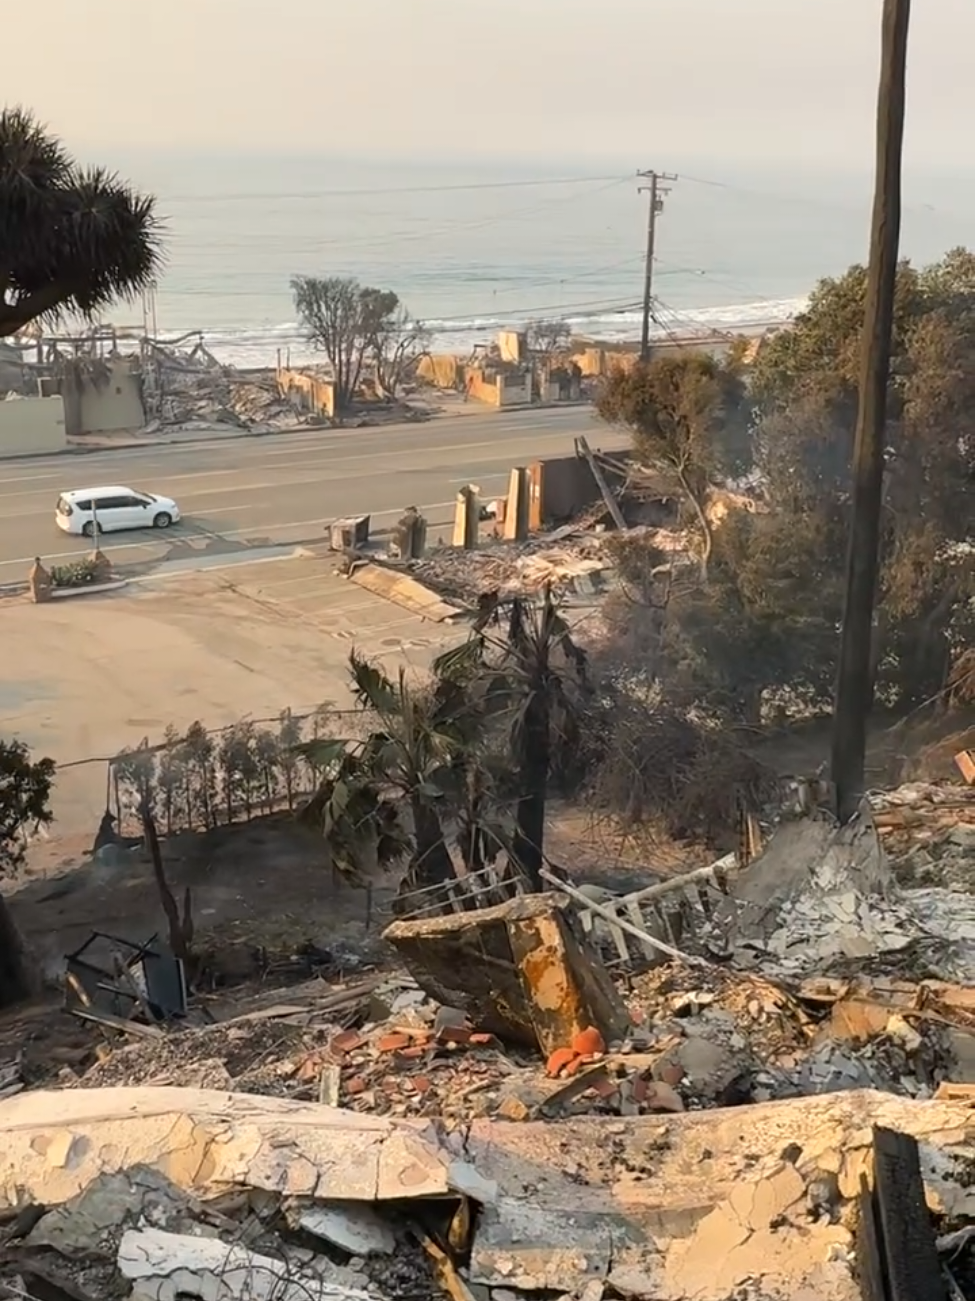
[1,554,465,836]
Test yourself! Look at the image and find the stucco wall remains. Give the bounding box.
[81,361,145,434]
[497,331,526,363]
[574,347,639,378]
[55,361,145,436]
[0,395,67,457]
[465,371,501,407]
[530,455,603,522]
[277,368,336,420]
[417,354,461,388]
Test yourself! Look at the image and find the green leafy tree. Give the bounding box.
[0,740,55,1006]
[0,107,161,338]
[750,249,975,709]
[596,352,752,579]
[614,251,975,721]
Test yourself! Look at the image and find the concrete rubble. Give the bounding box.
[117,1226,382,1301]
[19,797,975,1122]
[5,1085,975,1300]
[716,797,975,985]
[6,781,975,1296]
[874,778,975,891]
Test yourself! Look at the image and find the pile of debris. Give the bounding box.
[33,826,975,1125]
[871,776,975,891]
[9,781,975,1295]
[143,341,306,433]
[412,525,617,606]
[4,1080,975,1299]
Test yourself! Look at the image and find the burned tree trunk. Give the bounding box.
[0,895,31,1008]
[511,688,549,893]
[140,799,192,962]
[409,797,456,889]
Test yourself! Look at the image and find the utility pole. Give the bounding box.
[830,0,911,821]
[637,170,677,362]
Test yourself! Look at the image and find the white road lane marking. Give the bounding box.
[0,429,602,501]
[0,500,456,572]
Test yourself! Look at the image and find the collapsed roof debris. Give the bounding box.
[411,528,621,606]
[141,340,310,433]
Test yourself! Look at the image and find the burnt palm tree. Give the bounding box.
[436,588,590,891]
[0,107,162,337]
[299,653,483,890]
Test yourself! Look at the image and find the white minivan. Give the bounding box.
[56,486,182,537]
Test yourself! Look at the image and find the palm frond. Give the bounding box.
[62,167,163,310]
[349,651,399,713]
[0,106,70,211]
[299,749,409,879]
[294,737,351,772]
[433,638,484,684]
[0,109,163,337]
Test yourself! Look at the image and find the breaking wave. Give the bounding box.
[183,296,808,369]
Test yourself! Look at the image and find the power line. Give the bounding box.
[680,169,971,229]
[182,293,643,341]
[637,170,678,361]
[654,295,798,345]
[420,293,642,329]
[162,172,632,205]
[163,252,656,303]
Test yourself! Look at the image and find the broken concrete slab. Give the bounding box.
[118,1226,380,1301]
[298,1202,397,1256]
[462,1089,975,1300]
[384,893,630,1055]
[25,1165,196,1257]
[0,1087,481,1210]
[348,563,463,622]
[470,1197,623,1292]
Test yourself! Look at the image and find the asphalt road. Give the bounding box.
[0,406,622,584]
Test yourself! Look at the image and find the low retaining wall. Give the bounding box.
[0,394,67,457]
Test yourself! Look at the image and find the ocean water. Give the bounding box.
[108,153,975,368]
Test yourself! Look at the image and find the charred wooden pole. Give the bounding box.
[830,0,911,821]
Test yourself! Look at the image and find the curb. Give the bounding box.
[0,578,129,602]
[50,579,128,599]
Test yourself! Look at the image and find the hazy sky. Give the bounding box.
[7,0,973,172]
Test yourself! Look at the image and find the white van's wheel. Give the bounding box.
[82,521,99,538]
[153,512,173,529]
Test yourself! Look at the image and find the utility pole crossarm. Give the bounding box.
[637,170,678,362]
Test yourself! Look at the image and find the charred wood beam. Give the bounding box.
[856,1126,947,1301]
